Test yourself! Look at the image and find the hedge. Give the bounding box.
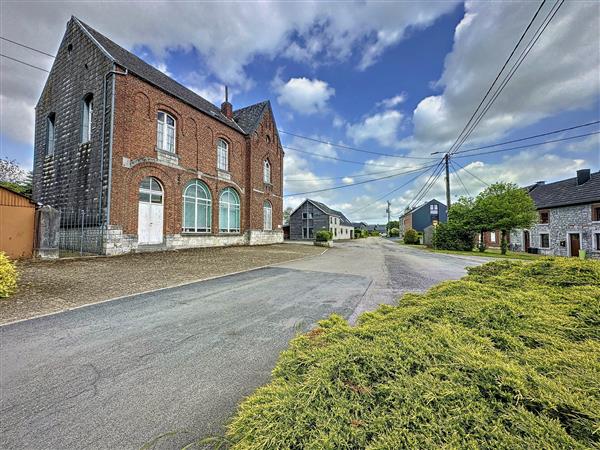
[403,228,419,244]
[227,258,600,449]
[315,230,333,242]
[0,252,18,298]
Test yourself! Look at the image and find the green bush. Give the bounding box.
[227,258,600,449]
[389,227,399,237]
[433,222,475,251]
[315,230,333,242]
[403,228,419,244]
[0,252,18,298]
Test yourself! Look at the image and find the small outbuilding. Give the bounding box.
[0,186,36,258]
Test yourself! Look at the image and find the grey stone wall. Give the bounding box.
[511,204,600,259]
[33,18,114,218]
[35,206,60,259]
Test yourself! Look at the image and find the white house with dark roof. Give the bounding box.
[510,169,600,258]
[289,199,354,240]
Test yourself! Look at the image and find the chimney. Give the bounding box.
[576,169,591,185]
[221,86,233,119]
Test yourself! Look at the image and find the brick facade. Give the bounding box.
[33,17,283,255]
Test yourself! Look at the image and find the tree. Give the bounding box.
[387,220,399,230]
[0,157,32,197]
[473,182,537,254]
[283,207,293,225]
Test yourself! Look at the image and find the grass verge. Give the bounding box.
[226,258,600,449]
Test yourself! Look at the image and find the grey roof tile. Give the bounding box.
[528,171,600,209]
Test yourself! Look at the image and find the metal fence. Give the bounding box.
[58,208,104,256]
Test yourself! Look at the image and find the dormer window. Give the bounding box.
[81,93,93,143]
[157,111,175,153]
[263,160,271,183]
[217,138,229,171]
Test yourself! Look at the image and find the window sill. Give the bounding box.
[219,231,241,235]
[181,231,212,236]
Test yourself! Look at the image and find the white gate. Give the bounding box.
[138,177,164,244]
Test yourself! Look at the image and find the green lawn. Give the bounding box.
[425,246,543,260]
[225,258,600,449]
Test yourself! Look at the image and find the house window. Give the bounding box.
[46,113,56,156]
[157,111,175,152]
[540,233,550,248]
[593,205,600,222]
[490,232,496,243]
[219,187,240,233]
[217,139,229,171]
[81,93,93,143]
[263,201,272,231]
[430,203,439,220]
[182,180,211,233]
[539,210,549,224]
[139,177,163,203]
[302,212,312,219]
[303,227,313,239]
[595,233,600,250]
[263,160,271,183]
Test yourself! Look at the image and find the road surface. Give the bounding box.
[1,239,487,449]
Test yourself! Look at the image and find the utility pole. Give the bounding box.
[386,200,391,234]
[444,154,451,208]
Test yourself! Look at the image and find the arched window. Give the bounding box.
[182,180,211,233]
[157,111,176,152]
[46,112,56,156]
[139,177,163,204]
[263,160,271,184]
[263,201,272,231]
[81,93,93,143]
[217,138,229,171]
[219,188,240,233]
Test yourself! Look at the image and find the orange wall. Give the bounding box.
[0,204,35,259]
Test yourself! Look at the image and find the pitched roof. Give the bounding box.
[399,198,445,218]
[309,200,353,225]
[74,17,268,135]
[526,171,600,209]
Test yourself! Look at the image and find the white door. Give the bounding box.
[138,177,164,244]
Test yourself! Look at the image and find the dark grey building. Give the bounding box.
[289,199,354,240]
[399,199,447,236]
[511,169,600,259]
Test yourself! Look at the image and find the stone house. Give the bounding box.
[399,199,447,237]
[33,17,283,255]
[289,199,354,240]
[510,169,600,258]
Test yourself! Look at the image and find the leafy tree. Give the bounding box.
[387,220,399,233]
[404,229,419,244]
[283,207,293,225]
[0,157,32,197]
[433,221,476,251]
[473,182,537,254]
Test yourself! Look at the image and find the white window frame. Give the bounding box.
[490,232,496,243]
[263,160,271,184]
[219,187,240,233]
[157,111,176,153]
[263,201,272,231]
[182,180,212,233]
[139,177,163,204]
[46,113,55,156]
[82,94,93,143]
[217,139,229,171]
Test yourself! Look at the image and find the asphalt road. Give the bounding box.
[1,238,487,449]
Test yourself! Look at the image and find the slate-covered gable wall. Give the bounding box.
[33,18,114,220]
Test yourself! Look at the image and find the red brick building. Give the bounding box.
[33,17,283,254]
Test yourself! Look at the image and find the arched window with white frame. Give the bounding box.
[263,201,272,231]
[182,180,212,233]
[263,159,271,184]
[81,93,93,143]
[157,111,176,152]
[217,139,229,171]
[219,187,240,233]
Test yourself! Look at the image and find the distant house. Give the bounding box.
[399,199,447,237]
[352,221,368,231]
[511,169,600,258]
[289,199,354,240]
[367,224,387,234]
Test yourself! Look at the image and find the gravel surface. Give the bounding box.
[0,244,323,324]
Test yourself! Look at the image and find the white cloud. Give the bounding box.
[376,94,407,109]
[150,62,172,77]
[346,110,404,147]
[274,77,335,115]
[342,177,354,184]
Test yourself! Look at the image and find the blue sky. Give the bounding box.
[1,1,599,222]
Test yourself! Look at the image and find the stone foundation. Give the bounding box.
[103,226,283,255]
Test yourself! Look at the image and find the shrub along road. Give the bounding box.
[0,238,487,449]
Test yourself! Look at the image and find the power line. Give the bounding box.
[0,53,50,72]
[284,163,438,197]
[284,146,404,167]
[448,0,564,157]
[406,161,446,211]
[0,36,56,58]
[450,160,472,198]
[454,131,600,159]
[451,160,490,187]
[286,166,424,182]
[432,120,600,155]
[279,129,436,160]
[442,0,549,157]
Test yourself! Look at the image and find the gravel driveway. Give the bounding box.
[0,244,323,324]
